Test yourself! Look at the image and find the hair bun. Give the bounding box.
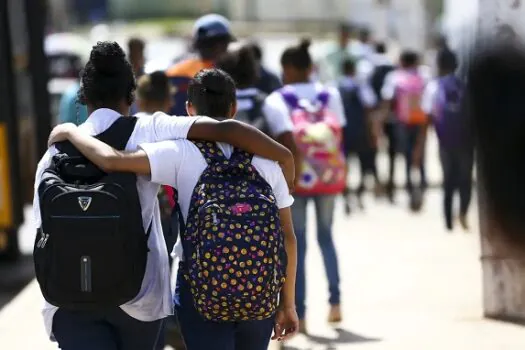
[149,71,168,86]
[90,41,127,76]
[299,38,312,51]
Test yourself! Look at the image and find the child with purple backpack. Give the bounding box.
[420,50,474,231]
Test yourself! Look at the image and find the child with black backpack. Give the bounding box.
[47,68,299,350]
[37,42,295,350]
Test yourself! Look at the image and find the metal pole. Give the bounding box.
[24,0,52,159]
[0,0,24,231]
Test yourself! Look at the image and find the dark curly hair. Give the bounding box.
[78,41,136,108]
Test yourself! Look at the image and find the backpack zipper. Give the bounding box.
[37,232,50,248]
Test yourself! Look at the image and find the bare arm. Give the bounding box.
[276,132,302,189]
[278,207,297,309]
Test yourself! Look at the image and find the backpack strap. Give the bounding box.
[192,140,227,166]
[316,90,330,107]
[96,116,138,150]
[279,88,299,109]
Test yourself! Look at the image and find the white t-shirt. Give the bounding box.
[139,140,294,262]
[262,82,347,139]
[380,66,433,101]
[420,79,439,115]
[33,109,200,339]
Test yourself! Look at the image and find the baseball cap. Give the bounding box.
[193,14,236,42]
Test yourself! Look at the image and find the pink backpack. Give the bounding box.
[280,87,346,195]
[395,71,426,125]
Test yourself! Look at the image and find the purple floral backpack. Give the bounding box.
[181,141,287,322]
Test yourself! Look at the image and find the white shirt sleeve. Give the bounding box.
[252,157,294,209]
[327,87,347,127]
[145,112,202,143]
[421,80,439,115]
[381,71,397,101]
[139,140,187,187]
[358,83,378,108]
[262,92,294,138]
[33,147,57,228]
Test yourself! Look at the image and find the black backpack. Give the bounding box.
[235,90,269,134]
[370,64,395,101]
[34,117,151,311]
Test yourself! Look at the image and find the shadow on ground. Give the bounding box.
[0,255,35,309]
[284,328,381,350]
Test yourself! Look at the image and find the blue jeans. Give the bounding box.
[52,307,162,350]
[292,195,340,319]
[400,124,427,191]
[439,146,474,229]
[175,269,275,350]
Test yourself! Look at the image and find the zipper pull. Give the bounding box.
[41,234,50,248]
[212,213,219,225]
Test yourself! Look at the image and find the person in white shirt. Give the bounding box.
[338,58,380,212]
[38,42,295,350]
[380,50,432,201]
[47,68,299,350]
[262,38,346,333]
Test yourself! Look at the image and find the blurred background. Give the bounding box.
[1,1,524,349]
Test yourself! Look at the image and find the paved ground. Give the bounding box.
[2,190,525,349]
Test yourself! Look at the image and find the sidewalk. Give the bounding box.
[2,192,524,349]
[272,191,524,350]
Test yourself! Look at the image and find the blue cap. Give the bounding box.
[192,14,235,42]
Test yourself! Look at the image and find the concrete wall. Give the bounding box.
[476,0,525,323]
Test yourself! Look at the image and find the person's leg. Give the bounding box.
[356,148,367,207]
[175,271,235,350]
[234,316,275,350]
[52,309,118,350]
[439,147,456,231]
[109,308,162,350]
[313,195,341,321]
[291,196,309,323]
[404,125,417,193]
[385,121,397,201]
[458,149,475,229]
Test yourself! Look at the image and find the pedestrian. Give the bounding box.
[247,42,283,95]
[368,42,397,202]
[380,50,431,208]
[128,37,146,78]
[127,37,146,115]
[135,71,185,349]
[47,68,300,350]
[216,45,269,133]
[35,41,295,350]
[420,50,473,231]
[338,58,380,212]
[166,14,235,116]
[58,81,89,125]
[317,22,354,83]
[264,39,346,333]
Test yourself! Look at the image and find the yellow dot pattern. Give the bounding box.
[182,141,287,322]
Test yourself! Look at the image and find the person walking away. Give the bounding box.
[339,59,380,212]
[35,41,295,350]
[264,39,346,333]
[216,45,270,133]
[47,68,299,350]
[247,42,283,95]
[58,82,89,125]
[317,23,354,83]
[380,50,431,209]
[369,42,397,202]
[420,50,473,231]
[166,14,235,116]
[128,37,146,115]
[135,71,186,349]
